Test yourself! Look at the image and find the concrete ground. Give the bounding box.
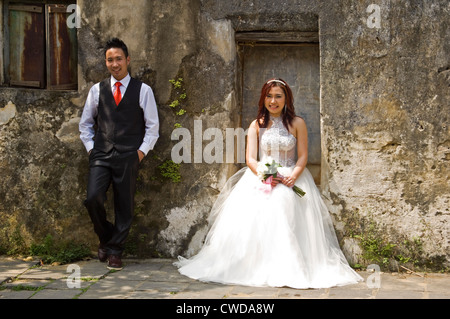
[0,256,449,300]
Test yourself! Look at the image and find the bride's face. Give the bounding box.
[264,86,286,117]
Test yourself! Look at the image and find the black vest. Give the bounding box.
[94,77,145,153]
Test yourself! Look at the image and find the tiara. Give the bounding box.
[267,79,286,86]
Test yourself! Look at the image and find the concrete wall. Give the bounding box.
[0,0,448,270]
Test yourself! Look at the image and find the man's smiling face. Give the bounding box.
[105,47,130,81]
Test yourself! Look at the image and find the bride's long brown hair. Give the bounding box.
[256,78,296,131]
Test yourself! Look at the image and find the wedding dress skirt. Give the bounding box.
[175,166,363,289]
[175,116,362,289]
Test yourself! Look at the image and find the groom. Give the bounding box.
[79,38,159,270]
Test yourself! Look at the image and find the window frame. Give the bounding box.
[2,0,78,91]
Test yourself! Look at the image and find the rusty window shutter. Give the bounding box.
[46,4,78,90]
[8,4,46,88]
[7,3,78,90]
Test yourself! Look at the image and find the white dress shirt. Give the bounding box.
[79,74,159,155]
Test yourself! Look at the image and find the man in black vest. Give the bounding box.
[79,38,159,270]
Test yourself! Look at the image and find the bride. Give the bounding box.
[175,78,363,289]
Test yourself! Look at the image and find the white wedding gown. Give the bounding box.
[175,116,363,289]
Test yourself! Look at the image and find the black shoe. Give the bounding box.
[107,254,123,270]
[98,245,108,262]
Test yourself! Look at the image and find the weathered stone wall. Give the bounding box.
[0,0,448,270]
[318,0,450,269]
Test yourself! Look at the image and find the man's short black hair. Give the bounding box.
[104,38,129,58]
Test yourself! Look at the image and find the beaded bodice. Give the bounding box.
[260,116,297,167]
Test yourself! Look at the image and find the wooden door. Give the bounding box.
[238,43,321,184]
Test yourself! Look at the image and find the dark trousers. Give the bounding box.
[84,148,139,256]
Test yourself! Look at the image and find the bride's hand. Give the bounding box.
[271,177,283,187]
[281,176,295,188]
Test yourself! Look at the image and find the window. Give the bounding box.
[4,1,77,90]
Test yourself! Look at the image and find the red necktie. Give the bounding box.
[114,82,122,105]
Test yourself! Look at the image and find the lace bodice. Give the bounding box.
[260,116,297,167]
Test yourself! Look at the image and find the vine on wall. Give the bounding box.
[169,77,187,128]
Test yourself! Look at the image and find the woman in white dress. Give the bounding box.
[175,78,362,289]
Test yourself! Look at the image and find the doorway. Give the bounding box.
[237,37,321,185]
